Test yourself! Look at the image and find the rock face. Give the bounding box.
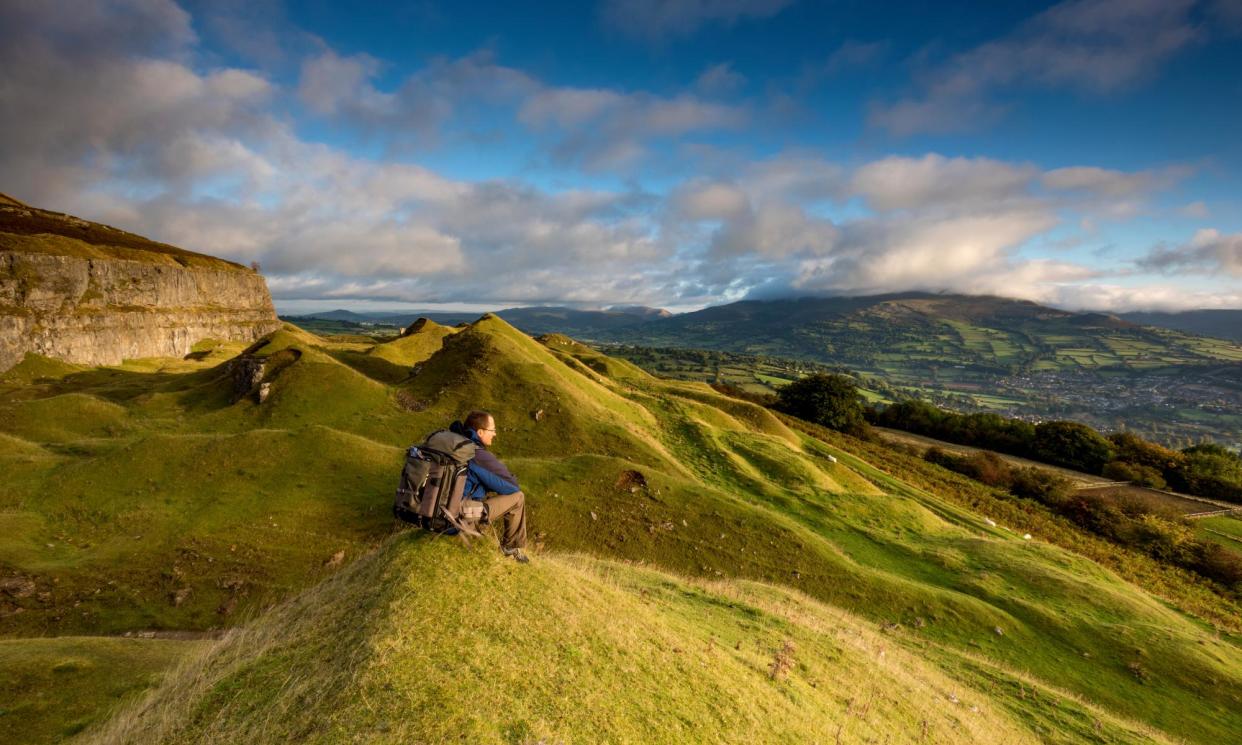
[0,195,281,371]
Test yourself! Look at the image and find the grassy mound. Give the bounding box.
[0,353,86,385]
[2,315,1241,743]
[85,536,1170,745]
[326,318,460,385]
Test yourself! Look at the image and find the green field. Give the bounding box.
[2,318,1241,743]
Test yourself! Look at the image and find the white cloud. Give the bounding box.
[1,1,1226,313]
[796,209,1060,293]
[297,50,387,116]
[851,155,1038,212]
[1140,228,1242,276]
[1042,166,1156,197]
[871,0,1199,135]
[695,62,746,95]
[672,180,750,221]
[1039,283,1242,312]
[520,88,747,169]
[600,0,794,41]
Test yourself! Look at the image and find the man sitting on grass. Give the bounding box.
[451,410,529,563]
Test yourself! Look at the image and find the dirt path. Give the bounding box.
[875,426,1242,515]
[875,427,1111,487]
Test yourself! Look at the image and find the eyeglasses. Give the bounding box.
[479,427,496,433]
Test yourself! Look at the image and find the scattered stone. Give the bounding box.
[533,408,545,421]
[985,518,996,527]
[1022,533,1032,540]
[394,390,426,411]
[590,511,598,521]
[227,355,266,402]
[324,550,345,568]
[0,576,36,598]
[170,587,191,607]
[994,626,1004,636]
[257,382,271,404]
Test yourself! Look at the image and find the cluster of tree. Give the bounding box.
[774,373,871,439]
[870,400,1242,504]
[924,448,1242,590]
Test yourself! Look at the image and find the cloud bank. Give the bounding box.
[0,0,1235,313]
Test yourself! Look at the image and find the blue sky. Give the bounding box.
[2,0,1240,313]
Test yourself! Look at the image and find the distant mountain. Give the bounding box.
[1119,310,1242,342]
[595,292,1242,378]
[491,305,671,336]
[300,309,374,322]
[284,304,674,337]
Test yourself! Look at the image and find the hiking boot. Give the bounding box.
[502,546,530,563]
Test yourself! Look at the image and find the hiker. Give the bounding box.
[450,410,529,563]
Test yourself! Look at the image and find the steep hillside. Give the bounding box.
[0,198,281,371]
[1120,309,1242,342]
[2,315,1241,743]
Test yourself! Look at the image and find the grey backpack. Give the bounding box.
[393,430,479,534]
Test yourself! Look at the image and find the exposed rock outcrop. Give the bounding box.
[0,196,281,371]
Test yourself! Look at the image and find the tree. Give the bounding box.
[777,373,869,437]
[1102,461,1167,489]
[1033,421,1115,474]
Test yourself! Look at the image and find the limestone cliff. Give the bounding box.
[0,194,281,371]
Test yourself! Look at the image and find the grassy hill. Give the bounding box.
[599,293,1242,375]
[82,538,1168,745]
[1119,309,1242,343]
[2,315,1241,743]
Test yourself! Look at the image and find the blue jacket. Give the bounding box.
[462,428,519,500]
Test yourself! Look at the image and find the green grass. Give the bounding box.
[82,537,1173,745]
[0,636,208,744]
[2,315,1242,743]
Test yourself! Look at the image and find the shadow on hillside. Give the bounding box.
[328,350,412,385]
[22,362,236,411]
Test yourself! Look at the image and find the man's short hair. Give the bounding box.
[464,410,493,432]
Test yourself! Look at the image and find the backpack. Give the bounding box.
[393,429,479,534]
